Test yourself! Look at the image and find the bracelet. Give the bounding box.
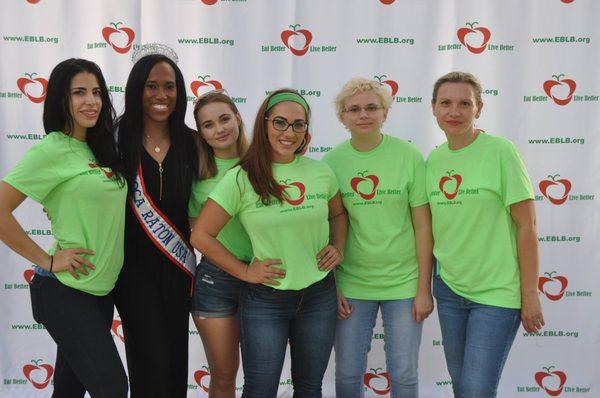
[49,255,54,273]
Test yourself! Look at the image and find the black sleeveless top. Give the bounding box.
[123,149,192,279]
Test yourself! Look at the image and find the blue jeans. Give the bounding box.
[335,298,422,398]
[433,275,520,398]
[239,273,337,398]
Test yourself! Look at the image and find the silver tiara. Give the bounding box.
[131,43,179,64]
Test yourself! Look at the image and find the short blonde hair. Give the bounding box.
[431,71,483,105]
[334,77,393,121]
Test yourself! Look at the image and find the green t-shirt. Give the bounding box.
[2,132,127,296]
[209,156,339,290]
[189,157,252,262]
[426,132,534,309]
[322,134,428,300]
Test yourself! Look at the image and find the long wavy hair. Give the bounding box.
[239,88,310,205]
[193,91,248,180]
[43,58,123,181]
[116,54,198,195]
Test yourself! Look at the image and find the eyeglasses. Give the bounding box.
[342,104,384,116]
[265,117,309,133]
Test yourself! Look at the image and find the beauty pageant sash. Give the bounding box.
[129,163,195,277]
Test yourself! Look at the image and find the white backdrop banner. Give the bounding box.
[1,0,598,397]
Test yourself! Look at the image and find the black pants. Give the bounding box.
[29,275,128,398]
[114,260,191,398]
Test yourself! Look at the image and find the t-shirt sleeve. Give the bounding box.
[500,142,534,207]
[322,162,339,200]
[408,148,429,207]
[208,168,243,216]
[187,180,204,218]
[2,143,60,203]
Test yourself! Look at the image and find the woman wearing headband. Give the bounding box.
[428,71,543,397]
[114,47,199,397]
[323,77,433,398]
[0,58,128,397]
[189,90,250,397]
[191,89,347,397]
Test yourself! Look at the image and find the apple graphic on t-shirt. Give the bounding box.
[364,368,391,395]
[439,170,462,200]
[538,272,568,301]
[88,162,115,179]
[535,366,567,397]
[350,171,379,200]
[23,359,54,389]
[539,174,571,205]
[194,366,211,393]
[279,179,306,206]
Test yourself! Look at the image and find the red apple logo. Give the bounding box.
[279,179,306,206]
[26,0,41,3]
[281,24,313,56]
[539,174,571,205]
[201,0,218,4]
[24,266,35,284]
[439,170,462,200]
[194,366,211,393]
[364,368,391,395]
[17,73,48,103]
[374,75,398,98]
[379,0,396,3]
[350,171,380,200]
[538,272,569,301]
[457,21,492,54]
[111,319,125,343]
[561,0,575,3]
[535,366,567,397]
[23,359,54,389]
[543,74,576,106]
[190,75,223,98]
[101,22,135,54]
[88,162,115,179]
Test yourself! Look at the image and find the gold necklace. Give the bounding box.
[145,133,167,153]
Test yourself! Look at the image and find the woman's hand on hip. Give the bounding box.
[52,245,96,279]
[245,258,285,286]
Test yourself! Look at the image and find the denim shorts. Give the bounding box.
[191,257,246,318]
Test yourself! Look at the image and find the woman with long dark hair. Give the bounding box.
[189,90,250,397]
[191,89,347,397]
[114,48,199,397]
[0,58,127,397]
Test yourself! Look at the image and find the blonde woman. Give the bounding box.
[323,77,433,398]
